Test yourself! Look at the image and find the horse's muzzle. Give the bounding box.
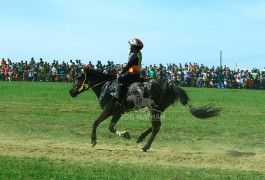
[69,89,78,97]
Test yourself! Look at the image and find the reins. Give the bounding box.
[78,72,115,92]
[78,71,149,92]
[90,77,116,88]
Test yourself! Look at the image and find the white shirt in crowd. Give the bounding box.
[51,66,57,75]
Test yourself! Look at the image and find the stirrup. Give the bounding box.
[115,99,125,111]
[110,92,119,99]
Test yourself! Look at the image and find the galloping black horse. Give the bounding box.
[69,67,221,152]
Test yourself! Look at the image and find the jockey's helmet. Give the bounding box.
[128,38,144,50]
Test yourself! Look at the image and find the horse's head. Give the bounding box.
[69,68,90,97]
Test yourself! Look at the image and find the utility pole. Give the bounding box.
[220,50,222,68]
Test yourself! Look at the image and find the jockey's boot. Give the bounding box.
[112,83,125,110]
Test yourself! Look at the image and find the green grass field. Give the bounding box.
[0,81,265,179]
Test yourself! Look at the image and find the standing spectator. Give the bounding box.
[183,70,192,87]
[140,67,146,78]
[58,65,66,82]
[1,58,6,67]
[251,69,258,89]
[144,66,149,77]
[107,60,111,67]
[3,65,10,81]
[96,60,103,72]
[260,68,265,89]
[103,67,108,74]
[149,67,156,78]
[51,65,58,81]
[217,70,224,88]
[156,66,165,82]
[28,69,34,81]
[4,64,10,74]
[30,65,37,82]
[17,63,23,81]
[0,68,5,81]
[179,63,182,71]
[39,64,47,82]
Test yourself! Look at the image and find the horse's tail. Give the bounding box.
[174,87,221,119]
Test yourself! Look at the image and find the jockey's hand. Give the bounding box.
[116,72,121,78]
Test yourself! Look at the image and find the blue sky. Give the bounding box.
[1,0,264,70]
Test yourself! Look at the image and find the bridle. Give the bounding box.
[78,72,115,92]
[78,72,90,92]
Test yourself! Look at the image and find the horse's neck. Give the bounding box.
[91,85,103,98]
[89,78,104,98]
[89,71,114,98]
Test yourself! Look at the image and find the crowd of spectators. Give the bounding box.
[1,57,265,90]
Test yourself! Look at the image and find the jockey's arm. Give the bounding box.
[121,53,138,74]
[121,64,129,74]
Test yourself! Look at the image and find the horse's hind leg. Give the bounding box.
[141,111,161,152]
[108,115,130,139]
[91,109,111,147]
[108,115,120,133]
[137,127,152,143]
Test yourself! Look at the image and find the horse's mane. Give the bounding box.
[89,69,115,80]
[88,68,153,84]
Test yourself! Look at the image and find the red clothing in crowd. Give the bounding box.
[4,66,10,73]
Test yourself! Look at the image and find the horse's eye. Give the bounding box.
[77,73,84,79]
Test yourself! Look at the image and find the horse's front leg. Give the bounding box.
[108,114,130,139]
[136,127,152,143]
[141,111,162,152]
[91,109,111,147]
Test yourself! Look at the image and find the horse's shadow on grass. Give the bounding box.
[226,150,256,157]
[95,148,127,152]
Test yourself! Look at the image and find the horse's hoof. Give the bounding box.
[123,132,131,139]
[91,140,97,148]
[116,131,130,139]
[141,148,147,152]
[136,138,143,143]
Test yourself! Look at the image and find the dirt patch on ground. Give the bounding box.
[1,137,264,172]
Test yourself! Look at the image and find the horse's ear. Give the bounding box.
[84,65,90,73]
